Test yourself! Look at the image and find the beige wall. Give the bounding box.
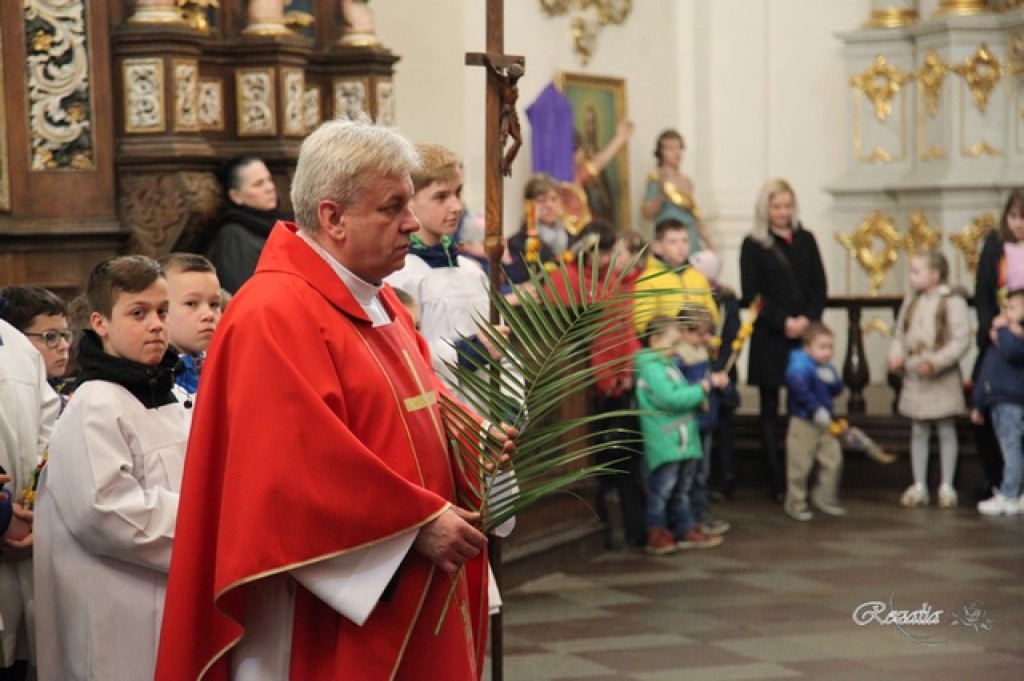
[376,1,874,274]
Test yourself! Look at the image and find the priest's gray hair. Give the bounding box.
[751,177,799,248]
[291,119,421,233]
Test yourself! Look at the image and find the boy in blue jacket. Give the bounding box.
[784,322,845,521]
[972,288,1024,516]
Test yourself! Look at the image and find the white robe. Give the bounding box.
[0,320,59,667]
[34,380,189,681]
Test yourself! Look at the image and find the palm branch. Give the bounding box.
[441,247,689,531]
[433,247,721,631]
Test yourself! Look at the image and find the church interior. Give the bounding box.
[2,0,1024,678]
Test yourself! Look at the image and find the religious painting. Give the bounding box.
[280,67,306,136]
[554,72,630,229]
[303,84,322,132]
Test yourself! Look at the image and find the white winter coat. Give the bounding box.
[33,381,189,681]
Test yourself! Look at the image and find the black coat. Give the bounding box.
[974,230,1003,355]
[739,227,828,387]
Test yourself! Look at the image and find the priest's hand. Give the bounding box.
[414,506,487,574]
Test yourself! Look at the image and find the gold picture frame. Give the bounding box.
[555,71,630,228]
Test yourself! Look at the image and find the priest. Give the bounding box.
[156,120,512,680]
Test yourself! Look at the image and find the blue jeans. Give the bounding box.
[991,403,1024,498]
[646,459,699,537]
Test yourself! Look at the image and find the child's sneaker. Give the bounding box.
[784,502,813,521]
[646,528,676,555]
[937,483,958,509]
[810,493,847,517]
[699,516,731,536]
[900,483,929,507]
[978,491,1020,516]
[676,528,724,549]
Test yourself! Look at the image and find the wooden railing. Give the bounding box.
[827,295,902,413]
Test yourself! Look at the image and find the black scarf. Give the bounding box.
[410,234,460,268]
[74,330,180,409]
[216,202,284,240]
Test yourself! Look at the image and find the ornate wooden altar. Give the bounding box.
[1,1,397,292]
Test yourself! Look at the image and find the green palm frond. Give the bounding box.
[440,246,670,532]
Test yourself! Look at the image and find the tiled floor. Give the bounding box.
[489,487,1024,680]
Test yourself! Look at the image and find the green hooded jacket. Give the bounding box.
[633,348,707,471]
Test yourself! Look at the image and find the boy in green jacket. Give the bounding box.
[635,316,726,555]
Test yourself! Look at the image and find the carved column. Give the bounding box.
[866,0,920,28]
[129,0,184,24]
[244,0,290,36]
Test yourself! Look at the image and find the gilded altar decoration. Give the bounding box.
[281,68,305,136]
[244,0,289,35]
[173,60,200,132]
[303,85,322,131]
[123,58,165,134]
[198,78,224,131]
[25,0,96,169]
[178,0,218,31]
[950,212,996,274]
[236,68,276,135]
[934,0,992,15]
[836,212,903,295]
[904,212,943,253]
[850,55,913,122]
[918,50,949,116]
[864,7,921,28]
[953,43,1002,113]
[538,0,632,66]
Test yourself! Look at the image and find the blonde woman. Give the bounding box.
[739,179,828,502]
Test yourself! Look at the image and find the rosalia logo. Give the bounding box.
[852,593,992,645]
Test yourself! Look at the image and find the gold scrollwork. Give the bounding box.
[950,213,997,275]
[538,0,632,66]
[850,55,913,122]
[904,212,943,253]
[918,50,949,117]
[953,43,1002,113]
[836,212,903,296]
[966,139,1003,156]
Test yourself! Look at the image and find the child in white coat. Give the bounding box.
[34,256,189,681]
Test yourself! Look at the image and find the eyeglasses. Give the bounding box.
[24,329,73,348]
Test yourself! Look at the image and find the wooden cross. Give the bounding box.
[465,4,524,679]
[466,0,525,324]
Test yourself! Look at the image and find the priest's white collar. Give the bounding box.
[297,229,391,326]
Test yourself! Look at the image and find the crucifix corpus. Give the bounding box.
[466,0,525,323]
[465,3,524,680]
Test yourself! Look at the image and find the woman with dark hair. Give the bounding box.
[740,178,828,502]
[971,188,1024,499]
[206,156,283,294]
